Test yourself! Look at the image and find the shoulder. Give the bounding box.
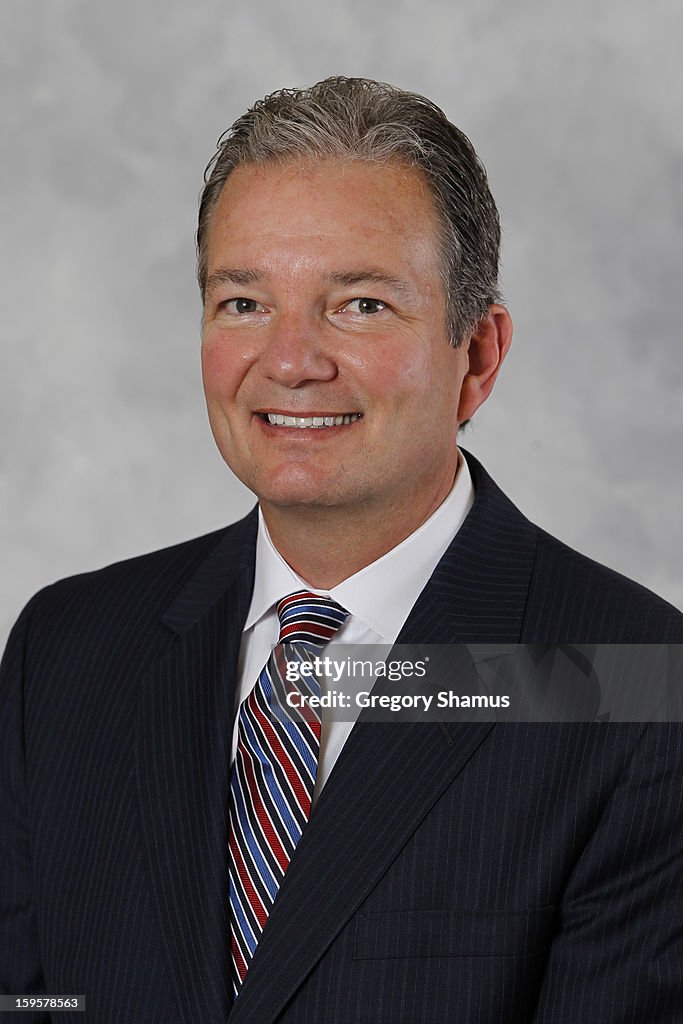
[10,510,258,652]
[524,526,683,642]
[27,527,226,618]
[461,448,683,642]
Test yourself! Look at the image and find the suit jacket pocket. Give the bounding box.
[353,906,556,960]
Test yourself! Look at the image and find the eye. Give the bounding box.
[222,297,267,315]
[342,297,387,315]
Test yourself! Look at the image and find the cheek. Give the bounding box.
[201,333,249,398]
[375,348,445,408]
[354,342,429,397]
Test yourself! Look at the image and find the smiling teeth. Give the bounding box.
[266,413,362,428]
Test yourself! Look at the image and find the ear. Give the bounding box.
[456,304,513,425]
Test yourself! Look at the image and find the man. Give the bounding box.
[1,77,681,1023]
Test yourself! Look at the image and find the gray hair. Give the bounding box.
[197,76,501,345]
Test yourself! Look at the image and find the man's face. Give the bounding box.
[201,158,470,526]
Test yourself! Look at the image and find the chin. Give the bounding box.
[257,487,341,510]
[242,464,343,506]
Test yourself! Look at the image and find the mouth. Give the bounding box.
[257,412,363,429]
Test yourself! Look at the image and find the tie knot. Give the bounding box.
[276,590,349,646]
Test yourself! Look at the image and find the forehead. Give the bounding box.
[203,157,445,281]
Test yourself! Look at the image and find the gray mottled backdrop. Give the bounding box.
[2,0,682,645]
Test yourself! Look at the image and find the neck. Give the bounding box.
[260,480,456,589]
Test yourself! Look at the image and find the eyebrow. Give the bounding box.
[326,270,415,298]
[204,267,262,293]
[204,266,415,299]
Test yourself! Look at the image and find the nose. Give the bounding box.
[258,311,338,388]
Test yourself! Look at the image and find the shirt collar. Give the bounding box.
[244,450,474,642]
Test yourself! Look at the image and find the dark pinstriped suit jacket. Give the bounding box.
[1,450,682,1023]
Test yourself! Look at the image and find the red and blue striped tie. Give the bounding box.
[229,590,349,992]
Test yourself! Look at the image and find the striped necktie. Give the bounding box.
[229,590,349,992]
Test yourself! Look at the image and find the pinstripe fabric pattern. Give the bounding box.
[229,593,348,991]
[1,451,682,1023]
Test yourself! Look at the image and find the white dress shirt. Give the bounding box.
[231,451,475,801]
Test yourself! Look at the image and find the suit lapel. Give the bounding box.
[136,511,257,1024]
[230,452,539,1022]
